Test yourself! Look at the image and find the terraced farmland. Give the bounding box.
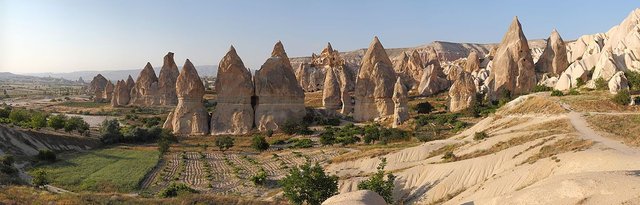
[142,148,344,198]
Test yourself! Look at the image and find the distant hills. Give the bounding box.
[23,65,217,82]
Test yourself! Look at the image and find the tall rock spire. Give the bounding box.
[158,52,180,106]
[489,16,535,98]
[535,29,569,75]
[353,36,396,121]
[210,46,255,135]
[163,59,209,135]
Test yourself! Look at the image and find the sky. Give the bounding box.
[1,0,639,74]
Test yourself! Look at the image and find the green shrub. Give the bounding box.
[99,119,122,144]
[626,71,640,91]
[0,155,17,174]
[31,169,49,186]
[292,138,314,148]
[251,135,270,152]
[47,114,67,130]
[532,85,552,92]
[357,158,395,204]
[412,102,434,114]
[281,120,313,135]
[29,112,48,129]
[0,106,11,119]
[595,78,607,90]
[250,170,267,185]
[567,89,580,95]
[36,150,56,162]
[158,183,198,198]
[280,162,338,205]
[611,89,631,105]
[9,108,30,124]
[575,78,586,87]
[215,136,235,152]
[550,90,564,96]
[64,116,88,133]
[442,151,457,162]
[265,129,274,137]
[473,132,488,140]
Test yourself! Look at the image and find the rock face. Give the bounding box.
[103,81,114,102]
[535,30,569,75]
[111,80,130,107]
[393,50,424,90]
[323,67,342,111]
[608,71,629,94]
[449,72,477,113]
[210,46,255,135]
[88,74,109,102]
[126,75,135,91]
[296,63,326,92]
[158,52,180,106]
[392,78,408,128]
[418,64,450,96]
[489,17,536,98]
[253,42,306,131]
[322,190,386,205]
[353,37,396,121]
[163,59,209,135]
[465,51,481,73]
[129,63,160,106]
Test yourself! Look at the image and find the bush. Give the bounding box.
[291,138,314,148]
[0,106,11,119]
[611,89,631,105]
[317,117,341,126]
[29,112,48,129]
[595,78,607,90]
[442,151,456,162]
[266,129,274,137]
[0,155,17,174]
[65,116,88,133]
[413,102,434,114]
[99,119,122,144]
[158,183,198,198]
[281,120,313,135]
[47,114,67,130]
[532,85,552,92]
[550,90,564,96]
[280,162,338,205]
[9,109,30,124]
[250,170,267,185]
[567,89,580,95]
[626,71,640,91]
[575,78,586,87]
[215,136,235,152]
[357,158,395,204]
[32,169,49,186]
[142,117,162,127]
[251,135,270,152]
[36,150,56,162]
[473,132,488,140]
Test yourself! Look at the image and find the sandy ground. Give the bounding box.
[327,93,640,204]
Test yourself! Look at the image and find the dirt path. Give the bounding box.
[561,102,640,155]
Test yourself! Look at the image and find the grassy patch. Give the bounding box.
[500,96,566,115]
[521,137,594,164]
[31,147,159,193]
[58,101,108,108]
[586,114,640,146]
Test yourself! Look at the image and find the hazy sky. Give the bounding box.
[1,0,639,74]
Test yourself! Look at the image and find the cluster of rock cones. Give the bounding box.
[87,8,640,135]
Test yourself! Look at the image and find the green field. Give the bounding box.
[32,147,159,193]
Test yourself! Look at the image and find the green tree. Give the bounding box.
[413,101,434,114]
[215,136,235,152]
[99,119,122,144]
[29,112,47,129]
[9,109,30,124]
[357,158,396,204]
[32,169,49,186]
[280,162,338,205]
[36,150,56,162]
[595,78,608,90]
[251,135,270,152]
[47,114,67,130]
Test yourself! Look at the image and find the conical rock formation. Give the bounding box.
[254,42,306,131]
[88,74,109,102]
[418,64,450,96]
[393,50,424,90]
[353,37,396,121]
[210,46,255,135]
[392,78,408,128]
[158,52,180,106]
[323,67,342,111]
[465,51,481,73]
[535,30,569,75]
[111,80,130,107]
[163,59,209,135]
[449,72,477,113]
[129,63,160,106]
[490,17,536,98]
[608,71,629,94]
